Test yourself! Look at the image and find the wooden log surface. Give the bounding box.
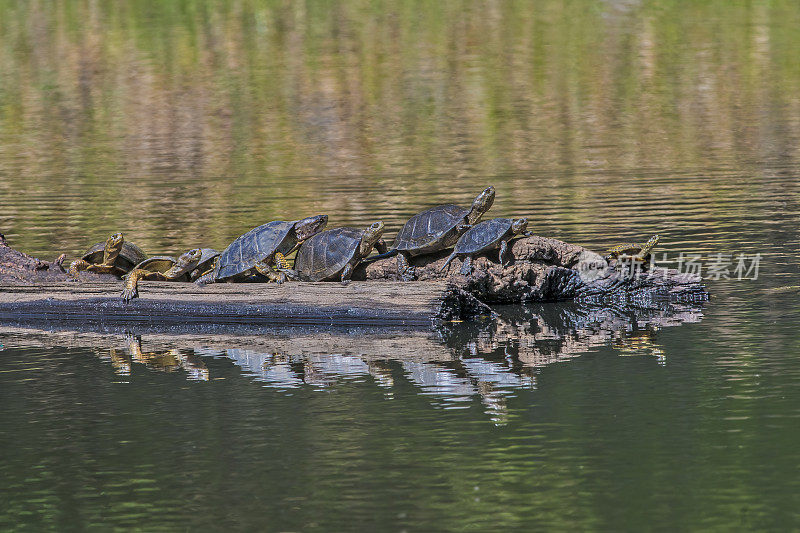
[0,232,708,328]
[0,280,493,327]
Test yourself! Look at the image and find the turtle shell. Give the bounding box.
[214,221,298,281]
[125,256,189,281]
[392,204,471,255]
[195,248,220,269]
[608,244,643,256]
[189,248,220,282]
[294,227,363,282]
[454,218,515,255]
[81,240,147,272]
[194,248,220,272]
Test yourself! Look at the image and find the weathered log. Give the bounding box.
[0,233,69,283]
[0,280,492,327]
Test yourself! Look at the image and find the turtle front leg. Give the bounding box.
[396,252,416,281]
[375,238,389,255]
[498,240,509,266]
[274,252,291,270]
[340,263,354,286]
[459,255,473,276]
[194,271,215,286]
[68,258,91,278]
[254,260,286,284]
[192,257,219,283]
[87,263,122,276]
[271,252,300,281]
[121,270,160,302]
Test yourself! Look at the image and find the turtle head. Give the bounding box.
[294,215,328,241]
[640,234,660,255]
[467,186,496,225]
[176,248,203,270]
[103,233,125,263]
[164,248,203,278]
[360,221,386,257]
[511,218,528,235]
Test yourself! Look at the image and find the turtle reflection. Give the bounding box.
[103,335,209,381]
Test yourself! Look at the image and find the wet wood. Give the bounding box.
[0,280,493,327]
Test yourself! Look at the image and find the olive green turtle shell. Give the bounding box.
[125,256,191,282]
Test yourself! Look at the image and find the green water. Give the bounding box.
[1,1,800,530]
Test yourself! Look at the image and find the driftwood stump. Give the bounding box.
[358,235,708,305]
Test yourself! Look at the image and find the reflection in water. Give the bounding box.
[62,301,701,424]
[100,335,209,382]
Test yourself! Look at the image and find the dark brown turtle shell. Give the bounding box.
[392,204,471,256]
[453,218,516,255]
[294,227,364,282]
[213,221,298,281]
[189,248,220,280]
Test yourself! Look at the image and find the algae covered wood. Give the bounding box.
[0,281,492,327]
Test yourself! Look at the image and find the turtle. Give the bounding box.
[188,248,221,282]
[68,232,147,278]
[293,221,386,284]
[121,248,204,302]
[440,218,529,275]
[604,234,660,262]
[200,215,328,284]
[368,186,495,280]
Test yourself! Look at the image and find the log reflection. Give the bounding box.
[0,300,702,423]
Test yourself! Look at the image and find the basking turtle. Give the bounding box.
[121,248,203,302]
[293,221,386,284]
[201,215,328,284]
[68,233,147,278]
[440,218,529,275]
[188,248,221,282]
[369,186,495,280]
[604,235,660,262]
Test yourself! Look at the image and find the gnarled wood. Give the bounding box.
[358,235,708,305]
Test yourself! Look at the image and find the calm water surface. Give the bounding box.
[1,1,800,530]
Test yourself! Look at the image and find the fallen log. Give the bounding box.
[0,281,491,327]
[0,234,707,327]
